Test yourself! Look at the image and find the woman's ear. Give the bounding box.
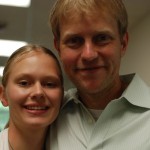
[0,85,8,107]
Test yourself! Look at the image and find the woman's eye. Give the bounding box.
[65,37,84,49]
[45,82,56,88]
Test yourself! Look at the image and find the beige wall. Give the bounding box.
[120,12,150,85]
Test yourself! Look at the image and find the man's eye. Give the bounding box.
[65,37,84,49]
[18,80,29,86]
[94,34,113,45]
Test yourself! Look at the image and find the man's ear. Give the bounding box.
[0,85,8,107]
[54,37,60,53]
[121,32,128,57]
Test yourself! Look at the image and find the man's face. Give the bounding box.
[56,13,128,95]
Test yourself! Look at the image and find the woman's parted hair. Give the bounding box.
[2,44,63,87]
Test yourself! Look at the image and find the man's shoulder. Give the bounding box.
[61,88,78,107]
[64,88,77,98]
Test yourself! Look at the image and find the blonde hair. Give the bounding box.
[50,0,128,40]
[2,44,63,87]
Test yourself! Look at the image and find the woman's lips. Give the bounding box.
[24,105,50,115]
[25,106,49,110]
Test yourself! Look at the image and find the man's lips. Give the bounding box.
[75,66,106,71]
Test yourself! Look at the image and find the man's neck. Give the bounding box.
[78,80,128,110]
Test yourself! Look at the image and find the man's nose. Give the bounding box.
[81,41,98,61]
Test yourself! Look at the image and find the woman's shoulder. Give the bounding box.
[0,128,8,137]
[0,128,9,149]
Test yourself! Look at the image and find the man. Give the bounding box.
[48,0,150,149]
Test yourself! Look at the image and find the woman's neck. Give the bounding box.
[8,123,48,150]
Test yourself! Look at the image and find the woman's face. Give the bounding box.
[1,52,63,130]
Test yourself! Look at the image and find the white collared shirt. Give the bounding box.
[48,74,150,150]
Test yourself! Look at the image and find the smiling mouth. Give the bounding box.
[25,106,49,110]
[81,67,99,71]
[76,66,104,71]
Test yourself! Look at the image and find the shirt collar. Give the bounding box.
[61,88,80,109]
[62,74,150,109]
[121,73,150,108]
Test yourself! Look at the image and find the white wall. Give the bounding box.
[120,12,150,85]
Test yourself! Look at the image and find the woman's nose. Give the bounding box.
[30,83,45,100]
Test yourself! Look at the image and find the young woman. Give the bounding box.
[0,44,64,150]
